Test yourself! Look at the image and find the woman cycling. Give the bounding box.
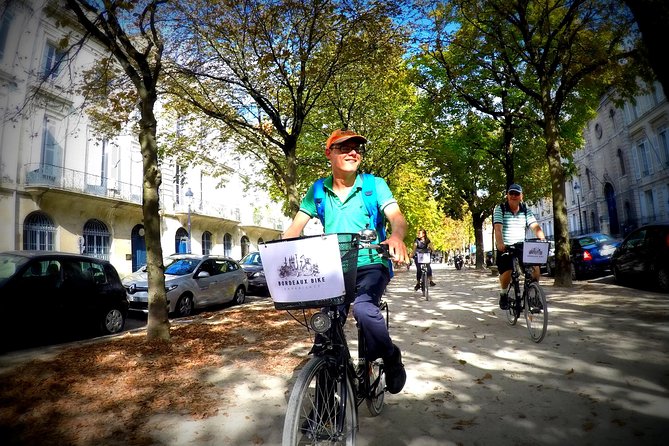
[412,228,435,290]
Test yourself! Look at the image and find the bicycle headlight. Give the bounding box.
[310,312,331,333]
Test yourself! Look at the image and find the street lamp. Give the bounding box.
[185,187,193,253]
[573,182,583,235]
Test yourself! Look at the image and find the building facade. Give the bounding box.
[0,1,288,277]
[531,81,669,239]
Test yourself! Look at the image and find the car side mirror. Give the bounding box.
[196,271,210,278]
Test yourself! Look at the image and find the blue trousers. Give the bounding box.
[342,265,393,361]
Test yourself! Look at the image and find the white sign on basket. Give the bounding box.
[259,235,346,305]
[522,241,549,264]
[416,252,431,264]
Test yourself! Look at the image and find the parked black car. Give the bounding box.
[240,251,268,296]
[611,224,669,292]
[0,251,129,350]
[545,233,621,279]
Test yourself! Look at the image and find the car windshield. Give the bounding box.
[0,254,29,286]
[241,252,261,266]
[579,234,614,246]
[164,258,200,276]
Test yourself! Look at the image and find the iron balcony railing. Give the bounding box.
[24,163,142,204]
[23,163,247,225]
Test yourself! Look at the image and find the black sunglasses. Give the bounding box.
[332,144,365,154]
[508,191,521,196]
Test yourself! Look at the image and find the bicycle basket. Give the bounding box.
[416,250,431,264]
[522,241,549,265]
[259,233,360,310]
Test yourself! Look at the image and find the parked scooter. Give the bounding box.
[454,254,464,270]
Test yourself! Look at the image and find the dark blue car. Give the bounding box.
[546,233,621,279]
[570,233,621,279]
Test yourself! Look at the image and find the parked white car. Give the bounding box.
[123,254,248,317]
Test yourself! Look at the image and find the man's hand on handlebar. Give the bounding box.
[382,234,410,265]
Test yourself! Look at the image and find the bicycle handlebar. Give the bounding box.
[359,242,391,259]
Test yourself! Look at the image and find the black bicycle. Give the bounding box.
[415,250,430,301]
[504,241,549,343]
[268,230,391,445]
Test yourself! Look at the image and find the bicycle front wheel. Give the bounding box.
[505,282,519,326]
[283,356,357,446]
[524,282,548,343]
[364,358,385,417]
[422,272,429,300]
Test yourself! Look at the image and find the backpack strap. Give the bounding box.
[361,173,386,242]
[314,178,326,226]
[361,173,393,277]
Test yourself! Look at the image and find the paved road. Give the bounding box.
[139,263,669,445]
[3,264,668,445]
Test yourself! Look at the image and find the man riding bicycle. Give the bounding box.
[493,183,546,310]
[283,128,409,394]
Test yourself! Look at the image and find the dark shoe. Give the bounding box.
[429,281,436,287]
[384,345,406,394]
[414,282,420,291]
[499,294,509,310]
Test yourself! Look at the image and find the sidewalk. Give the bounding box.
[143,264,669,445]
[2,264,668,445]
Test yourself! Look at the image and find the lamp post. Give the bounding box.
[185,187,193,253]
[573,182,583,235]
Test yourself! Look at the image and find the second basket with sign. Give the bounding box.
[259,233,360,310]
[522,241,549,265]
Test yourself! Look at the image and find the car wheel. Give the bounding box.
[233,286,246,305]
[613,264,625,285]
[101,308,125,335]
[657,267,669,292]
[175,294,194,317]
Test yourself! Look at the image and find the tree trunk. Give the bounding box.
[139,100,170,340]
[472,212,486,269]
[284,148,301,217]
[545,117,572,287]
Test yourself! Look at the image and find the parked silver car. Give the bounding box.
[123,254,248,317]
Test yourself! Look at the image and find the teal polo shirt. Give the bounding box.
[299,174,397,268]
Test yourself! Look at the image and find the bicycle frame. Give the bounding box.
[280,231,391,444]
[311,300,388,410]
[504,242,549,343]
[416,250,431,300]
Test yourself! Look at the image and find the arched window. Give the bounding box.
[23,212,56,251]
[202,231,212,255]
[223,233,232,257]
[175,228,188,253]
[83,219,110,260]
[240,235,250,258]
